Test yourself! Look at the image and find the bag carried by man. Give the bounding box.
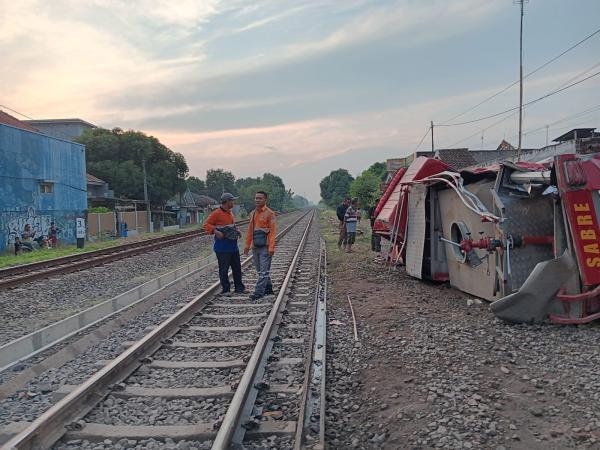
[216,224,240,241]
[252,211,268,247]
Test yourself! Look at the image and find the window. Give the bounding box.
[40,182,54,194]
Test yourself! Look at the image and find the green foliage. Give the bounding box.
[89,206,110,213]
[237,173,294,212]
[367,161,388,181]
[186,176,206,194]
[234,176,261,193]
[319,169,354,207]
[348,161,387,209]
[78,128,188,205]
[292,195,310,209]
[206,169,236,200]
[350,171,380,209]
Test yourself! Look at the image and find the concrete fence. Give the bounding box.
[87,211,150,238]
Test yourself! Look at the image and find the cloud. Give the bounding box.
[3,0,598,202]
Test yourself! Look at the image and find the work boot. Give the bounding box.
[249,293,263,301]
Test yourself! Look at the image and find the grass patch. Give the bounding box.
[0,225,205,269]
[319,209,373,306]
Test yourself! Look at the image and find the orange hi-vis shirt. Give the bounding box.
[203,207,235,233]
[245,205,276,253]
[204,207,239,253]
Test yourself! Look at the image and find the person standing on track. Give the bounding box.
[244,191,277,300]
[204,193,246,296]
[336,198,350,250]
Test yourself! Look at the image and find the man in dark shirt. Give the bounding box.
[369,198,382,252]
[336,198,350,249]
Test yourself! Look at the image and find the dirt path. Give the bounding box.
[321,212,600,450]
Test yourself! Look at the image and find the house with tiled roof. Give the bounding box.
[0,110,40,133]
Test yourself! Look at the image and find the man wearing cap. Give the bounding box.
[204,193,246,295]
[244,190,276,300]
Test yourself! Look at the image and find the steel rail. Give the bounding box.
[0,228,203,276]
[0,213,291,290]
[293,238,326,450]
[318,242,328,446]
[211,210,315,449]
[1,210,312,450]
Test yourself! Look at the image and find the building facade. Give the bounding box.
[22,118,96,142]
[0,120,87,252]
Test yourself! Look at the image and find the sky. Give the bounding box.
[1,0,600,201]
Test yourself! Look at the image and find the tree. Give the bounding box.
[206,169,236,200]
[186,176,206,194]
[235,176,261,191]
[366,161,388,181]
[78,127,188,205]
[350,171,380,209]
[237,173,294,212]
[319,169,354,207]
[292,195,310,208]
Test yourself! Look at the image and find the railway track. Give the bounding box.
[2,209,327,450]
[0,215,272,290]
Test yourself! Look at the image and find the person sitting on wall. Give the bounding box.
[20,224,36,251]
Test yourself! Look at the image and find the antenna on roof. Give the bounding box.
[514,0,528,161]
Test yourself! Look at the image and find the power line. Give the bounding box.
[437,69,600,128]
[447,110,520,148]
[524,103,600,135]
[439,26,600,125]
[552,60,600,91]
[0,104,35,120]
[505,103,600,143]
[0,103,79,142]
[413,126,431,152]
[442,67,600,148]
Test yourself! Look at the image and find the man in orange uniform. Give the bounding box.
[244,191,277,300]
[204,193,246,295]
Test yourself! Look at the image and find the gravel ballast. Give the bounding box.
[0,213,304,428]
[84,395,229,425]
[0,213,302,346]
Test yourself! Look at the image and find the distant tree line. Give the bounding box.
[79,127,303,212]
[188,169,299,212]
[319,162,387,209]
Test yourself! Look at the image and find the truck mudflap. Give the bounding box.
[490,251,576,324]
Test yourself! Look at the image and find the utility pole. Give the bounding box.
[142,157,151,233]
[515,0,527,161]
[430,121,434,152]
[545,125,549,147]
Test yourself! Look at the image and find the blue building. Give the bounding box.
[0,111,87,252]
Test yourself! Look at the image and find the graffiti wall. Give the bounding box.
[0,207,79,248]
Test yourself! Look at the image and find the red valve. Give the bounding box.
[459,236,501,253]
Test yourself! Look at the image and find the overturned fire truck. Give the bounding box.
[373,150,600,324]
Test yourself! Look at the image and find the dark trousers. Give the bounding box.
[371,231,381,251]
[216,251,245,292]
